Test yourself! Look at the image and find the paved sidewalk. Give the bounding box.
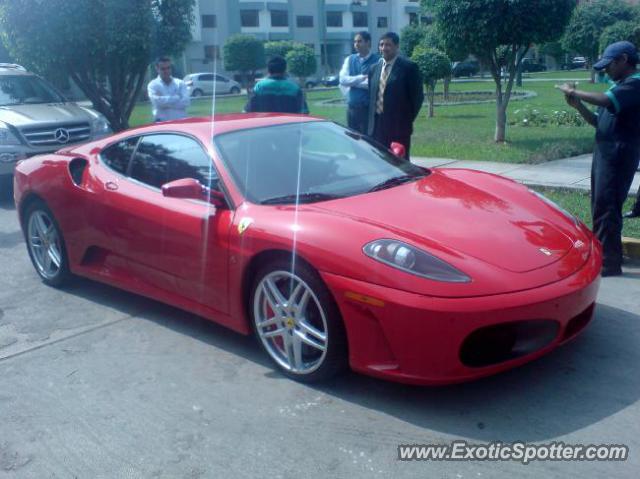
[412,153,640,194]
[412,153,640,259]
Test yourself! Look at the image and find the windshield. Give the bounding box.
[0,75,66,106]
[214,121,428,204]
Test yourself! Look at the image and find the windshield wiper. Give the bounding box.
[367,174,423,193]
[260,192,343,205]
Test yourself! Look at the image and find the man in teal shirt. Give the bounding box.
[245,56,309,114]
[558,41,640,276]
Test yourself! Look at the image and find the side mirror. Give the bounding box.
[390,142,406,159]
[162,178,227,208]
[206,187,227,208]
[161,178,206,200]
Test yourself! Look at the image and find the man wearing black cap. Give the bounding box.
[557,41,640,276]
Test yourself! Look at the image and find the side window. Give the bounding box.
[100,137,138,175]
[214,75,229,83]
[130,134,218,190]
[200,74,214,82]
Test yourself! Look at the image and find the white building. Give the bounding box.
[184,0,428,77]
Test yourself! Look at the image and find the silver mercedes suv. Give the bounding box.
[0,64,111,181]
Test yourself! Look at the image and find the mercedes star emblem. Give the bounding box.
[54,128,70,144]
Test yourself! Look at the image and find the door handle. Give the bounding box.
[105,181,119,191]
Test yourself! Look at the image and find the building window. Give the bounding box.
[326,11,342,27]
[240,9,259,27]
[377,17,388,28]
[297,15,314,28]
[202,15,216,28]
[420,15,434,25]
[409,12,418,25]
[353,12,367,28]
[271,10,288,27]
[204,45,220,61]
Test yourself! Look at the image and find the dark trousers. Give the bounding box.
[591,142,640,268]
[373,113,411,160]
[347,105,369,135]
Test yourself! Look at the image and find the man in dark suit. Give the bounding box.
[367,32,424,159]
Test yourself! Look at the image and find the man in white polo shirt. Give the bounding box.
[147,56,190,122]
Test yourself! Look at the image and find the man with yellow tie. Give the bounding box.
[367,32,424,160]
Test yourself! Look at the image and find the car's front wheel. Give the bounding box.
[192,88,203,97]
[24,200,71,287]
[230,86,240,94]
[250,258,347,382]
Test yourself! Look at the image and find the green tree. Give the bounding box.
[562,0,636,81]
[286,44,317,88]
[0,0,194,132]
[223,34,265,89]
[426,0,575,142]
[600,20,640,54]
[539,41,568,66]
[264,40,296,60]
[423,23,469,100]
[411,45,450,118]
[401,24,429,58]
[0,40,12,63]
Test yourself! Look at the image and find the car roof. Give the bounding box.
[189,72,231,78]
[124,113,324,138]
[0,65,32,76]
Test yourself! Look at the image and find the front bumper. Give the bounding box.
[321,238,601,385]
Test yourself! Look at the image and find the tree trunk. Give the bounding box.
[70,68,146,132]
[427,85,435,118]
[495,97,507,143]
[443,76,451,101]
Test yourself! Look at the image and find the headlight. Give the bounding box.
[0,124,21,145]
[91,116,111,135]
[363,239,471,283]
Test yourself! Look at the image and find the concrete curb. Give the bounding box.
[623,237,640,261]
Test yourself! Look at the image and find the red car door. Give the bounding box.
[93,133,231,314]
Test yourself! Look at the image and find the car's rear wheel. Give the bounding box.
[250,258,347,382]
[230,86,240,94]
[192,88,203,97]
[24,200,71,287]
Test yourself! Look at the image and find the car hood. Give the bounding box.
[0,103,94,127]
[313,169,582,274]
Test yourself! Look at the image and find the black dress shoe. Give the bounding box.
[601,265,623,277]
[623,210,640,219]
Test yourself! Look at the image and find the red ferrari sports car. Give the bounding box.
[13,114,601,385]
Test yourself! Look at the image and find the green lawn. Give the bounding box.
[130,75,608,164]
[533,187,640,238]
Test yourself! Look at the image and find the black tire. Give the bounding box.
[250,257,348,383]
[192,88,203,97]
[230,86,240,94]
[305,82,315,89]
[23,200,71,287]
